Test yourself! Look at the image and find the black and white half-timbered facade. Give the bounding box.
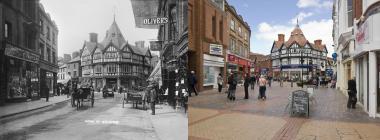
[270,24,328,81]
[79,20,152,90]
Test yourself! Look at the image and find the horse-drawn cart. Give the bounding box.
[122,91,147,110]
[72,87,94,110]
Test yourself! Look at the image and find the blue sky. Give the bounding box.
[227,0,334,56]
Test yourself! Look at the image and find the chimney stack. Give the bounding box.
[314,39,322,46]
[89,33,98,43]
[278,34,285,42]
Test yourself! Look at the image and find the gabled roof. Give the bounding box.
[123,42,150,56]
[69,56,81,63]
[272,25,327,52]
[101,20,127,49]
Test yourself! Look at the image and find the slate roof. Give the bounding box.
[69,56,80,63]
[101,20,127,49]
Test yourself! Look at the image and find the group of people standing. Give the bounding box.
[218,72,270,101]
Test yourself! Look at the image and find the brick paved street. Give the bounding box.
[188,82,380,140]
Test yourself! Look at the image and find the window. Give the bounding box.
[211,0,224,10]
[53,32,56,45]
[169,5,177,41]
[47,26,51,40]
[39,19,43,34]
[219,21,223,41]
[238,26,242,36]
[74,71,77,77]
[52,51,56,64]
[230,19,235,30]
[4,22,12,40]
[46,47,51,62]
[347,0,353,27]
[203,66,215,85]
[244,32,248,40]
[212,16,216,38]
[229,38,236,52]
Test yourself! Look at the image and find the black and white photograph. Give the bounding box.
[0,0,188,139]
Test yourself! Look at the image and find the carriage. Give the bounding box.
[71,87,94,110]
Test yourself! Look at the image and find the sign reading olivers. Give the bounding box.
[143,17,168,25]
[290,90,309,117]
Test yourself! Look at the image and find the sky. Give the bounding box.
[227,0,334,56]
[40,0,158,57]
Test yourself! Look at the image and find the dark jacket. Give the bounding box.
[228,75,237,90]
[250,76,256,84]
[189,74,197,86]
[347,79,357,96]
[244,76,250,87]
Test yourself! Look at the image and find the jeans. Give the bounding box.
[259,86,266,99]
[218,84,222,93]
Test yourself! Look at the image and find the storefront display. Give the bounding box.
[7,58,39,100]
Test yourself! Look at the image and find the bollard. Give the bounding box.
[291,80,293,87]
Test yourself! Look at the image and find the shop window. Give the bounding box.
[203,66,215,85]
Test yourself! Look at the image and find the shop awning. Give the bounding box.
[147,61,162,86]
[58,79,70,84]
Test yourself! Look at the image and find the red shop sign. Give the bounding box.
[228,54,236,62]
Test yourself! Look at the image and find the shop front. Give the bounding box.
[203,54,224,89]
[3,43,40,102]
[40,62,58,98]
[353,2,380,117]
[227,54,251,81]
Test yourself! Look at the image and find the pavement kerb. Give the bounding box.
[0,98,71,119]
[0,94,105,119]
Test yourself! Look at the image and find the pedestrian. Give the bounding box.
[150,83,158,115]
[258,75,267,100]
[45,83,49,102]
[244,73,250,99]
[250,75,256,90]
[119,86,123,94]
[188,71,198,96]
[347,78,357,109]
[217,73,223,93]
[268,76,272,87]
[228,72,237,101]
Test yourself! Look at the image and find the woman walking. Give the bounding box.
[258,75,267,100]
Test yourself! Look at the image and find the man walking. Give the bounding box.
[250,74,256,90]
[244,74,250,99]
[188,71,198,96]
[228,72,237,101]
[347,78,357,109]
[258,75,267,100]
[217,73,223,93]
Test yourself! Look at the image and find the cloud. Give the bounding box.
[297,0,333,9]
[254,19,334,55]
[290,12,314,25]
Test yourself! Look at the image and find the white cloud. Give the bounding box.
[291,12,314,25]
[297,0,333,9]
[254,19,334,55]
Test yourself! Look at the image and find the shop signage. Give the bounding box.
[5,44,39,63]
[228,54,235,61]
[209,44,223,55]
[290,90,309,117]
[131,0,159,29]
[150,41,162,51]
[356,20,369,45]
[143,17,168,25]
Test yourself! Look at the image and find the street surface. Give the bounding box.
[0,93,187,140]
[189,82,380,140]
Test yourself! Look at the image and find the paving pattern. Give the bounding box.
[189,82,380,140]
